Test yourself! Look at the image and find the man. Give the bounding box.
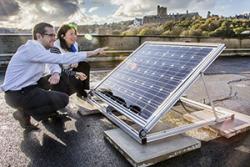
[1,22,105,131]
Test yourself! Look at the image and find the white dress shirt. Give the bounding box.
[52,39,79,70]
[1,40,87,91]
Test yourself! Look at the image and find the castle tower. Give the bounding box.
[157,5,167,17]
[207,11,211,18]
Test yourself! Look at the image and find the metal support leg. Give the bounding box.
[200,72,219,121]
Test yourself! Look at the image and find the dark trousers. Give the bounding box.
[39,62,90,96]
[4,84,69,121]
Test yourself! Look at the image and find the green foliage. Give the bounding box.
[161,21,175,31]
[162,30,172,36]
[112,30,121,35]
[209,27,235,37]
[176,19,192,29]
[189,29,203,36]
[121,17,250,37]
[202,31,209,37]
[138,27,157,35]
[162,27,183,36]
[180,30,189,37]
[233,27,246,35]
[121,28,139,35]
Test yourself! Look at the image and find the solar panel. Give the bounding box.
[90,42,225,140]
[96,44,212,119]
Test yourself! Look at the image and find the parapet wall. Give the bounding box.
[1,34,250,54]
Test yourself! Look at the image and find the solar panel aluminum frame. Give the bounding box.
[144,42,226,132]
[87,97,143,143]
[93,91,147,127]
[89,41,226,144]
[91,42,154,128]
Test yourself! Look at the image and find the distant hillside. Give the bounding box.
[1,18,250,37]
[0,28,30,34]
[0,20,134,35]
[122,17,250,37]
[77,20,133,35]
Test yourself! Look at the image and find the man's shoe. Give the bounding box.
[45,113,71,123]
[23,124,40,132]
[42,113,70,130]
[13,111,39,131]
[52,114,71,122]
[76,90,88,99]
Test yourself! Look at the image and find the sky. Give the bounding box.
[0,0,250,29]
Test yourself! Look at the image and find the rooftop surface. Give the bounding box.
[0,57,250,167]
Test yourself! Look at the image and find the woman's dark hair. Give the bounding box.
[57,24,77,51]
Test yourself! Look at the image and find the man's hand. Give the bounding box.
[87,47,108,57]
[71,63,78,68]
[48,73,60,85]
[75,72,87,81]
[94,47,108,55]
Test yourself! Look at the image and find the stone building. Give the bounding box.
[234,13,250,19]
[133,18,143,26]
[134,5,200,25]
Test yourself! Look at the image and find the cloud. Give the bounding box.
[18,0,80,18]
[111,0,152,18]
[0,0,217,29]
[0,0,88,29]
[111,0,216,18]
[88,7,99,13]
[0,0,19,20]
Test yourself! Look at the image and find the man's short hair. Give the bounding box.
[32,22,53,40]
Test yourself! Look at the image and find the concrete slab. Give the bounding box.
[104,128,201,167]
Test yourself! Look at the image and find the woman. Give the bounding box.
[50,23,90,98]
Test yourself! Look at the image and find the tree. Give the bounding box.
[138,27,159,35]
[233,27,246,35]
[121,28,139,35]
[161,21,175,31]
[189,29,202,36]
[121,16,250,37]
[161,27,183,36]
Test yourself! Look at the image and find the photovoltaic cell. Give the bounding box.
[93,43,214,121]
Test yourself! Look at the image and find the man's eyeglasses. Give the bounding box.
[43,33,56,37]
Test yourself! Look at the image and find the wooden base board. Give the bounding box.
[211,107,250,138]
[104,128,201,167]
[182,99,250,138]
